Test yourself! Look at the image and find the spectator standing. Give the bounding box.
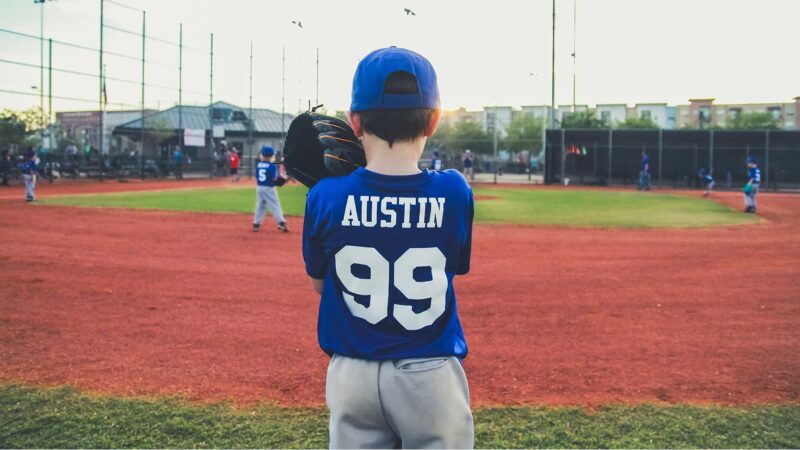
[430,150,442,171]
[172,147,184,179]
[1,149,11,186]
[229,148,241,182]
[462,149,474,181]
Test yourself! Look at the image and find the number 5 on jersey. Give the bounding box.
[334,245,448,331]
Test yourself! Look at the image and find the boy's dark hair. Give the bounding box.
[357,71,434,147]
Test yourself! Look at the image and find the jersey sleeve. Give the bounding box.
[302,188,329,279]
[267,164,278,181]
[456,186,474,275]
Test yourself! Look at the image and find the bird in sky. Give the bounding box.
[292,20,303,28]
[404,8,416,15]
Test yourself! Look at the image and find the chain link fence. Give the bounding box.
[545,129,800,190]
[423,138,544,183]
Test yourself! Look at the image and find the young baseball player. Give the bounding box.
[744,156,761,213]
[638,149,651,191]
[253,146,288,232]
[23,149,38,202]
[699,167,715,197]
[303,47,474,448]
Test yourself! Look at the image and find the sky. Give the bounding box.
[1,0,799,116]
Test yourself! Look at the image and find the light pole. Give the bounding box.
[550,0,556,129]
[571,0,577,113]
[33,0,53,149]
[291,20,319,108]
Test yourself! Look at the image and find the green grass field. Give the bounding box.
[1,385,798,449]
[41,186,756,228]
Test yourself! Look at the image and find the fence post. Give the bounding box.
[765,129,770,190]
[561,128,566,183]
[658,128,663,185]
[607,128,612,184]
[709,129,714,176]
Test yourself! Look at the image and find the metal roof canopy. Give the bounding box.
[114,101,293,136]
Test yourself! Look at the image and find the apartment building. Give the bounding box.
[677,98,800,129]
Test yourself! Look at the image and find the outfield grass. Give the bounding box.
[472,189,756,228]
[1,385,798,448]
[41,186,757,228]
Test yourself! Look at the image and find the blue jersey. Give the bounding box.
[23,159,37,175]
[303,167,473,360]
[256,161,278,187]
[748,167,761,184]
[641,154,650,171]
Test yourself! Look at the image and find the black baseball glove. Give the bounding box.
[283,111,366,188]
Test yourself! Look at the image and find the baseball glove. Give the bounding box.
[283,111,366,188]
[743,182,753,195]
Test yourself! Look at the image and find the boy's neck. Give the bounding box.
[362,133,425,176]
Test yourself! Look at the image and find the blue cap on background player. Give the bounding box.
[350,47,440,112]
[260,146,275,157]
[746,156,758,164]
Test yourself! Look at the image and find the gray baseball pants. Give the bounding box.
[24,174,36,200]
[253,185,285,225]
[745,184,759,209]
[326,354,474,449]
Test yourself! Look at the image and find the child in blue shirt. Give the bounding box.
[744,156,761,213]
[303,47,474,448]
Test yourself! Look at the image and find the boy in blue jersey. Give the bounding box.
[638,150,651,191]
[744,156,761,213]
[23,149,37,203]
[699,167,714,197]
[303,47,474,448]
[253,146,288,232]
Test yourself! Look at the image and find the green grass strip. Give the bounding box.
[41,186,756,228]
[42,185,309,217]
[2,384,798,448]
[471,188,756,228]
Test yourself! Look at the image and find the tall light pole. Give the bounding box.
[291,20,319,108]
[550,0,556,129]
[99,0,105,153]
[281,45,286,141]
[34,0,53,148]
[571,0,577,113]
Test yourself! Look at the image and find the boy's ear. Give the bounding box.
[346,111,363,137]
[424,109,443,138]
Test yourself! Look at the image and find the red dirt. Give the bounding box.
[0,181,799,407]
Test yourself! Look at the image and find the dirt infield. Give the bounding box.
[0,182,798,407]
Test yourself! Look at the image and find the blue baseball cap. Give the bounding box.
[260,146,275,157]
[350,47,440,112]
[746,156,758,164]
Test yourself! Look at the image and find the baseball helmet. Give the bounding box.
[260,146,275,157]
[746,156,758,164]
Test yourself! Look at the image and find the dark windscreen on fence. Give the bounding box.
[546,129,800,190]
